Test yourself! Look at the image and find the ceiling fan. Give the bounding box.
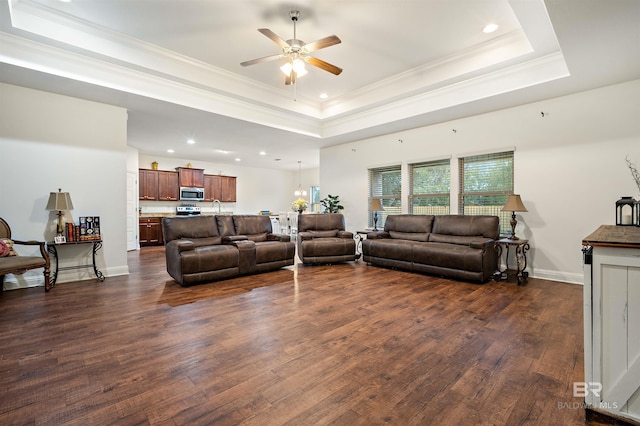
[241,10,343,85]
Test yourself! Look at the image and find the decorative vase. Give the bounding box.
[298,209,304,215]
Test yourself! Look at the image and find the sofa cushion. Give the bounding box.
[247,232,268,242]
[429,233,485,246]
[362,238,415,261]
[412,242,484,272]
[432,215,499,239]
[384,215,434,234]
[300,238,355,257]
[298,213,346,233]
[388,231,429,242]
[216,215,237,237]
[162,216,220,243]
[307,229,338,238]
[179,245,238,274]
[233,215,272,235]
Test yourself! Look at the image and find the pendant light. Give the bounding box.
[294,161,307,196]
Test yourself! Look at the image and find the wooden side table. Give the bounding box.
[47,240,105,288]
[494,238,530,285]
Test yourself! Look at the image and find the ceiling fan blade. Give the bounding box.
[258,28,290,49]
[306,56,343,75]
[240,54,284,67]
[303,35,341,53]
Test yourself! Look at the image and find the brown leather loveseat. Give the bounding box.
[162,215,294,286]
[297,213,357,264]
[362,214,499,282]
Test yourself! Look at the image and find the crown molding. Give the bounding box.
[0,31,322,137]
[321,51,569,138]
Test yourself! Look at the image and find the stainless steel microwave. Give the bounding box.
[179,187,204,201]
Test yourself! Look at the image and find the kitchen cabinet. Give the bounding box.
[203,174,221,202]
[139,169,158,200]
[221,176,237,202]
[157,171,179,201]
[204,175,236,202]
[177,167,204,188]
[139,217,163,246]
[582,225,640,424]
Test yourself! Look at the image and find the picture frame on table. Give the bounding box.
[54,235,66,244]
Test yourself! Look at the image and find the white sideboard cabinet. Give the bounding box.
[583,225,640,424]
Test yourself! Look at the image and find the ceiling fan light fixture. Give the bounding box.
[280,59,307,77]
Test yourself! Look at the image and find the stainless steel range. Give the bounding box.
[176,205,201,216]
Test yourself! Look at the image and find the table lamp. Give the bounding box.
[501,194,527,239]
[46,188,74,236]
[369,198,384,231]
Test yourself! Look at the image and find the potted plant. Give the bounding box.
[320,194,344,213]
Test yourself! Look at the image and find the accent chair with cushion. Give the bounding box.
[297,213,357,264]
[0,217,51,292]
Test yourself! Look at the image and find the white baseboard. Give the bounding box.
[2,264,129,290]
[531,268,583,285]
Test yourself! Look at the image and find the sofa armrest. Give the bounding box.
[267,233,291,242]
[337,231,353,239]
[469,239,495,250]
[172,240,196,253]
[367,231,390,239]
[298,232,313,241]
[223,235,249,243]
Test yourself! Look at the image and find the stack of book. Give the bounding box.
[65,216,101,242]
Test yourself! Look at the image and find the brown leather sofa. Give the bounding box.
[297,213,357,264]
[162,215,294,286]
[362,214,499,282]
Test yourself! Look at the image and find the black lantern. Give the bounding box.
[616,196,636,226]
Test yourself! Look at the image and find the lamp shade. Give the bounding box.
[369,198,384,212]
[46,188,74,211]
[501,194,527,212]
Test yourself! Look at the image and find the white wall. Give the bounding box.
[320,79,640,284]
[137,154,319,216]
[0,83,129,289]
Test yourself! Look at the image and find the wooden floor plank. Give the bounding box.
[0,246,588,425]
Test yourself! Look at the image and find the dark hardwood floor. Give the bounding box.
[0,247,588,425]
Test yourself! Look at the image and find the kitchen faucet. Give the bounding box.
[212,199,221,214]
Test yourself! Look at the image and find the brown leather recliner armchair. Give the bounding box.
[297,213,357,264]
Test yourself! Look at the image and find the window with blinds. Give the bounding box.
[458,151,513,234]
[368,164,401,228]
[409,159,450,215]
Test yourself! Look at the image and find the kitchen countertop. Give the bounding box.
[139,212,234,218]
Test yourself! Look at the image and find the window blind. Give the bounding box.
[409,159,450,215]
[458,151,514,234]
[368,164,401,228]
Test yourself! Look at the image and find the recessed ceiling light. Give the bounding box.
[235,158,241,162]
[216,149,229,154]
[259,151,266,156]
[167,149,174,153]
[319,93,328,99]
[187,139,196,144]
[483,23,498,33]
